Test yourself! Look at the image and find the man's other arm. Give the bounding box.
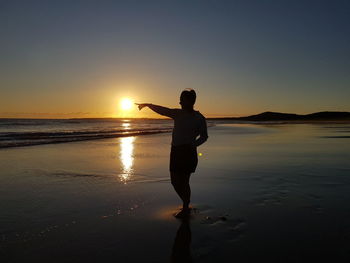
[195,116,208,147]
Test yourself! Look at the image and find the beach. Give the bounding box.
[1,122,350,262]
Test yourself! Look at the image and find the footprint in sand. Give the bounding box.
[190,211,248,259]
[193,208,247,242]
[227,219,247,242]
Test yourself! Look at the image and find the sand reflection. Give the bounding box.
[119,136,135,183]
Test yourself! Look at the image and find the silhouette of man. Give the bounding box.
[136,89,208,218]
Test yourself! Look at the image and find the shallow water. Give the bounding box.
[0,118,175,148]
[1,122,350,262]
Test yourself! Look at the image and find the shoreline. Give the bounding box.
[0,130,172,149]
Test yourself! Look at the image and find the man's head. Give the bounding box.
[180,89,196,110]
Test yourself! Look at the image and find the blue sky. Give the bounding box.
[1,0,349,118]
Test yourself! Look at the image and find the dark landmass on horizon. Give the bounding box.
[209,111,350,121]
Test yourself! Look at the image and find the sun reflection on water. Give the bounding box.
[119,136,135,183]
[122,122,131,129]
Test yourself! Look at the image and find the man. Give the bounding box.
[136,89,208,218]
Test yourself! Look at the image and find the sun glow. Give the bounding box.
[120,98,133,111]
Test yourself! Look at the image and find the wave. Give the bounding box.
[0,128,172,149]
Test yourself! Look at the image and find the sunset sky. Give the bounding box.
[1,0,349,118]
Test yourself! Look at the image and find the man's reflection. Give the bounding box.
[171,219,192,263]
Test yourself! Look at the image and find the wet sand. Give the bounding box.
[1,123,350,262]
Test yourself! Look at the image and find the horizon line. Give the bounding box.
[1,110,349,120]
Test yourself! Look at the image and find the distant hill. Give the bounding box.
[211,111,350,121]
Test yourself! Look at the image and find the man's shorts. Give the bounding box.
[170,144,198,173]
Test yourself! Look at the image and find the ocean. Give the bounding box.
[0,118,179,148]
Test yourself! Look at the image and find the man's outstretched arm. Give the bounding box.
[136,103,176,119]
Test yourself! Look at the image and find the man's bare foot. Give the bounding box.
[174,208,191,219]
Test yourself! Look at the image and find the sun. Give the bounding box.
[120,98,133,111]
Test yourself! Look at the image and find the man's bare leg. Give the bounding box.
[181,173,191,210]
[171,172,192,217]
